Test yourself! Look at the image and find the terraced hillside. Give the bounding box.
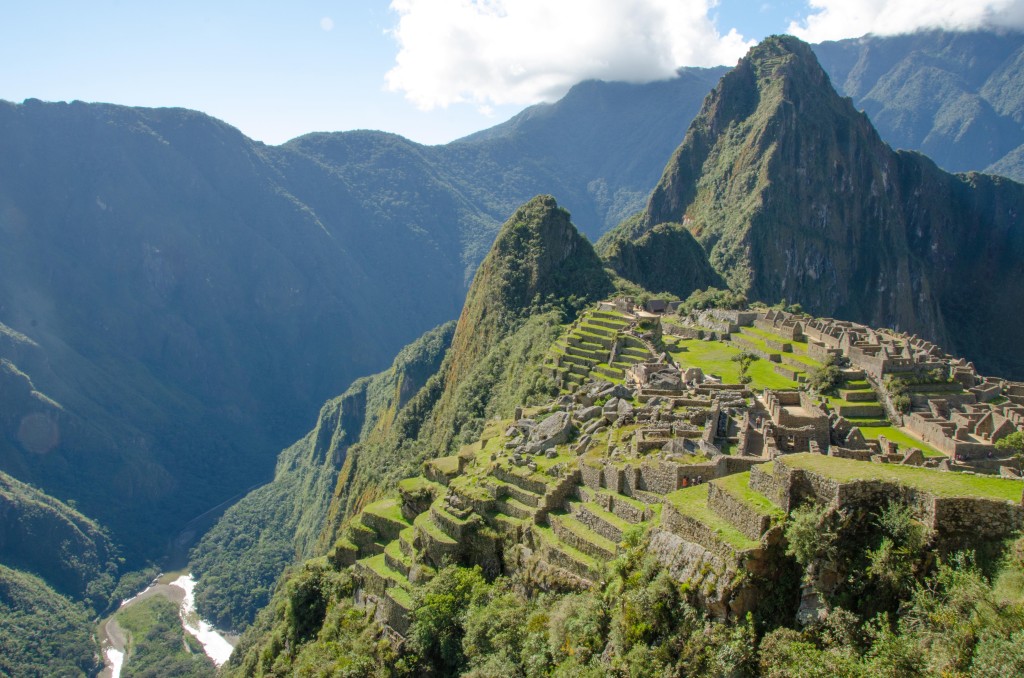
[329,406,1024,638]
[544,308,654,389]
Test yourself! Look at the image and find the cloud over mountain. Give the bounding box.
[791,0,1024,42]
[385,0,753,110]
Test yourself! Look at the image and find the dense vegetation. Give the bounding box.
[5,28,1024,677]
[191,197,614,630]
[223,511,1024,677]
[0,565,100,677]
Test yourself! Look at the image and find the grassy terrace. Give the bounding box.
[713,471,785,519]
[663,486,761,551]
[532,524,602,572]
[388,586,414,610]
[857,425,946,458]
[385,539,412,569]
[665,337,800,390]
[779,453,1024,502]
[551,511,619,554]
[574,500,632,534]
[398,476,442,495]
[364,497,409,525]
[362,553,410,588]
[737,327,824,367]
[414,511,456,545]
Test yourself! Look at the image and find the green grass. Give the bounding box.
[388,586,414,610]
[532,524,602,572]
[449,475,496,503]
[398,476,442,495]
[663,486,761,551]
[857,425,946,458]
[574,501,632,534]
[428,456,461,475]
[550,512,619,554]
[361,553,410,588]
[733,332,783,356]
[779,453,1024,502]
[668,338,800,389]
[739,325,792,342]
[414,512,457,545]
[363,497,409,526]
[384,539,412,569]
[713,472,785,519]
[594,487,647,512]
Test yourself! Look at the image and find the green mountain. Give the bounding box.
[0,565,101,677]
[191,196,612,629]
[189,321,455,631]
[0,461,120,675]
[814,30,1024,178]
[616,35,1024,379]
[217,209,1024,676]
[3,31,1023,570]
[0,70,721,567]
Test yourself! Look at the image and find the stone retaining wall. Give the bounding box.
[661,501,739,561]
[417,522,462,566]
[551,516,615,560]
[707,483,772,541]
[579,462,603,490]
[496,479,542,506]
[491,464,549,494]
[572,503,623,542]
[429,505,472,541]
[749,464,784,508]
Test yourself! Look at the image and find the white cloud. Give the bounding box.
[790,0,1024,43]
[385,0,755,110]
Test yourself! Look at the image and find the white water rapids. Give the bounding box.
[103,572,234,677]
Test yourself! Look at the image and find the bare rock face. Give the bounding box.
[525,411,573,455]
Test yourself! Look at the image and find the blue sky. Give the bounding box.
[1,1,1020,146]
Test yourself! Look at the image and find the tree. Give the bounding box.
[732,351,759,385]
[995,431,1024,456]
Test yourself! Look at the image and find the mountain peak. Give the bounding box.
[622,34,1024,378]
[453,195,611,355]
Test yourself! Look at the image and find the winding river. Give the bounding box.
[99,571,236,677]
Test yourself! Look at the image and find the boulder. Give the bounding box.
[525,411,573,455]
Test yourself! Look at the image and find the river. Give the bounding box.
[99,571,237,677]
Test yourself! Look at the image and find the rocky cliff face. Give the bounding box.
[636,36,1024,378]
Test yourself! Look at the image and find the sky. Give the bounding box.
[2,0,1023,146]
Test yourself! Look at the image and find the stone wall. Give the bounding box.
[579,462,603,491]
[492,464,549,494]
[749,464,786,509]
[571,503,623,542]
[806,340,841,363]
[931,496,1024,552]
[707,482,772,541]
[661,501,743,560]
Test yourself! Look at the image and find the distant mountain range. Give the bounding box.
[0,28,1022,604]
